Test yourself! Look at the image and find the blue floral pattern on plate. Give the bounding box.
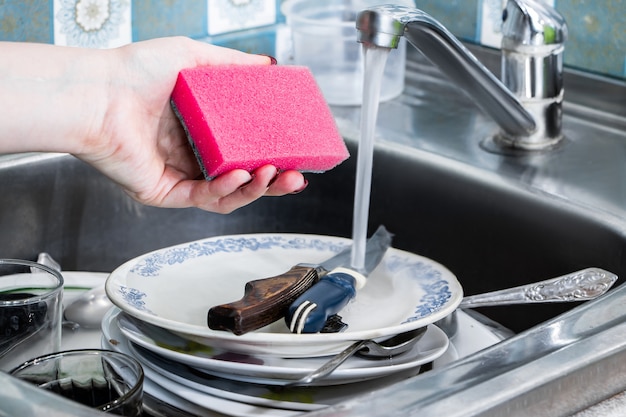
[386,255,452,323]
[124,237,452,321]
[118,285,151,314]
[130,236,346,277]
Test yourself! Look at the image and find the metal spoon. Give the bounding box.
[31,253,114,330]
[437,267,618,338]
[286,326,428,387]
[31,252,105,330]
[63,284,113,329]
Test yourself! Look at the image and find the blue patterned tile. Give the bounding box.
[556,0,626,79]
[53,0,131,48]
[0,0,623,80]
[207,0,276,36]
[0,0,52,42]
[132,0,207,41]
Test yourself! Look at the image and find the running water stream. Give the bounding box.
[350,45,391,272]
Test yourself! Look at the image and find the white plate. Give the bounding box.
[101,310,504,416]
[102,312,301,417]
[105,233,463,357]
[102,308,425,414]
[112,308,448,385]
[132,371,221,417]
[101,335,294,417]
[62,271,110,351]
[131,343,425,412]
[62,271,109,293]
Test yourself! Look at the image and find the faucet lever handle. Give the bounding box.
[502,0,568,47]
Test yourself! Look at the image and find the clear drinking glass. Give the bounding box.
[10,349,144,416]
[0,258,64,371]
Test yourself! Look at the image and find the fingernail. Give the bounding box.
[237,173,255,189]
[290,179,309,194]
[258,54,277,65]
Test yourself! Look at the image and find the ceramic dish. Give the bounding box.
[131,342,425,412]
[103,311,502,416]
[100,311,502,417]
[61,272,219,417]
[112,308,448,385]
[101,336,296,417]
[62,271,110,351]
[135,371,220,417]
[102,308,424,414]
[72,273,501,417]
[105,233,462,357]
[62,271,109,293]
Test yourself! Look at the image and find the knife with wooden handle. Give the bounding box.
[207,226,392,335]
[207,264,323,335]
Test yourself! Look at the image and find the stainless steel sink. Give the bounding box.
[0,42,625,416]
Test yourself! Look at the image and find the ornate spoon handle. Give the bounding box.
[460,268,618,308]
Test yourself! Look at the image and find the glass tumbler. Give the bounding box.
[10,349,144,416]
[0,258,64,371]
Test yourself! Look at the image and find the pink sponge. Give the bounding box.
[171,65,349,180]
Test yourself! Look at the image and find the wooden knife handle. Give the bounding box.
[207,265,321,335]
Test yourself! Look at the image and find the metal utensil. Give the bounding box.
[286,326,428,387]
[63,284,113,329]
[34,252,114,330]
[459,267,617,308]
[438,267,617,338]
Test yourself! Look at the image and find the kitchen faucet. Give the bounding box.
[356,0,567,151]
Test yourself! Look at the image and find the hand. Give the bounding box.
[0,38,307,214]
[82,37,308,213]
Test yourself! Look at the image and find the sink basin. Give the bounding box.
[2,144,622,334]
[0,43,625,416]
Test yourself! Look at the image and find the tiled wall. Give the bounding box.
[0,0,624,80]
[413,0,626,79]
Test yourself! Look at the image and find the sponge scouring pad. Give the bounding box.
[171,65,349,180]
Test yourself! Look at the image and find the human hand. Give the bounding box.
[79,37,308,213]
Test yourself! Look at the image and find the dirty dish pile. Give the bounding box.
[103,307,451,415]
[100,233,463,415]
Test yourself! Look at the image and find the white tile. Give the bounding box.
[479,0,556,48]
[207,0,276,36]
[274,25,293,64]
[53,0,132,48]
[479,0,507,48]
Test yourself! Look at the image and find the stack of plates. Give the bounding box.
[103,233,465,416]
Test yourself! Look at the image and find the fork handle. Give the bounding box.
[460,268,617,308]
[289,339,367,386]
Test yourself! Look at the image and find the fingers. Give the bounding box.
[265,169,308,196]
[184,165,307,214]
[232,166,308,198]
[183,38,272,67]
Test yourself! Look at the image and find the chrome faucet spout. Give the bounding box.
[356,0,567,150]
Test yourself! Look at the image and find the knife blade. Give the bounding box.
[285,225,393,334]
[207,226,391,336]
